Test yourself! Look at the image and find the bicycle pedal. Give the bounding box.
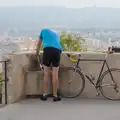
[96,93,100,96]
[68,80,72,84]
[92,78,95,81]
[115,88,119,93]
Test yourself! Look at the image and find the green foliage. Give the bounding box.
[60,32,87,52]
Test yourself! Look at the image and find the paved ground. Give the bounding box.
[0,98,120,120]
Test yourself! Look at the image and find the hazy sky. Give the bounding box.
[0,0,120,8]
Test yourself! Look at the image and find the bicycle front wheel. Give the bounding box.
[100,68,120,100]
[58,67,85,98]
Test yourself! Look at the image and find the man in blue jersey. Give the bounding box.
[36,29,62,101]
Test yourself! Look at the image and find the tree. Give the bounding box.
[60,32,87,52]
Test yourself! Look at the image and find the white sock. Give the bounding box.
[54,95,57,97]
[43,93,47,96]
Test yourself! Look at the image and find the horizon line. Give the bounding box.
[0,5,120,9]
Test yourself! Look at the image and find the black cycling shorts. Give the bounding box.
[43,47,61,67]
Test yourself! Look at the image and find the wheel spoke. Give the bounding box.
[101,83,115,87]
[59,67,85,98]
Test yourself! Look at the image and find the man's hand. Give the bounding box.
[36,39,42,55]
[37,55,44,71]
[36,37,43,70]
[36,51,40,56]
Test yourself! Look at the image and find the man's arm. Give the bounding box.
[36,39,42,55]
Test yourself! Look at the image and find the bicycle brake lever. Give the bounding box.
[78,54,81,59]
[67,53,71,58]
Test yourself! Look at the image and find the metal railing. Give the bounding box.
[0,60,9,104]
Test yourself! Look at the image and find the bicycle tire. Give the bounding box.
[99,68,120,100]
[58,67,85,98]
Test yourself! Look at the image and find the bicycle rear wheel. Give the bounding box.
[58,67,85,98]
[100,68,120,100]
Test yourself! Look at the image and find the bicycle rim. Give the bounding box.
[58,67,85,98]
[100,68,120,100]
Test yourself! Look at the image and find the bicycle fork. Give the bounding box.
[68,68,77,84]
[106,62,119,93]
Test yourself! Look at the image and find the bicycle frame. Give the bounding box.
[74,57,114,88]
[38,53,115,89]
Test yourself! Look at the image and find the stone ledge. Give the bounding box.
[2,52,120,104]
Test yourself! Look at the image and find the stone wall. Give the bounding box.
[2,52,120,104]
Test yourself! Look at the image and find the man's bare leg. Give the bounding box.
[52,67,61,101]
[40,65,50,101]
[43,65,50,95]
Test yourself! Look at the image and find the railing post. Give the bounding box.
[4,61,8,104]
